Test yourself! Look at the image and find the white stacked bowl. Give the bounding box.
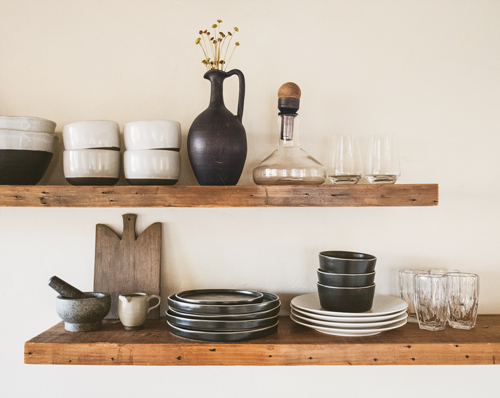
[0,116,58,185]
[62,121,120,185]
[124,120,181,185]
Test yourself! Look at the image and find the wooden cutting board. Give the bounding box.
[94,214,161,319]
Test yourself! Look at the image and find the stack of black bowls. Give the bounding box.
[317,251,377,313]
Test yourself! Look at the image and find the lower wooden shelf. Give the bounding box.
[25,315,500,366]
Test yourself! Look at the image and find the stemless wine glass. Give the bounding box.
[327,135,363,184]
[446,272,479,330]
[399,269,428,323]
[413,274,447,331]
[364,134,400,184]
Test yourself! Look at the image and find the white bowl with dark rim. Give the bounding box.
[317,269,376,287]
[124,120,181,150]
[63,149,120,185]
[0,116,56,134]
[63,120,120,150]
[0,130,58,184]
[317,283,375,313]
[124,149,180,185]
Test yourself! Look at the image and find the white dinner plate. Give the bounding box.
[290,308,407,329]
[291,304,407,323]
[290,313,407,337]
[291,293,407,317]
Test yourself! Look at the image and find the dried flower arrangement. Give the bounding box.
[195,19,240,71]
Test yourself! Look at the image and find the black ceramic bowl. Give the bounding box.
[319,251,377,274]
[317,283,375,313]
[0,149,54,185]
[317,269,376,287]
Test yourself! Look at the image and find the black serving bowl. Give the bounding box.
[317,283,375,313]
[319,251,377,274]
[0,149,54,184]
[317,269,376,287]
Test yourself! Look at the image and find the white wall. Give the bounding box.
[0,1,499,397]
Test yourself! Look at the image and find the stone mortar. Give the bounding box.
[56,292,111,332]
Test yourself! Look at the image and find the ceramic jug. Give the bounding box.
[187,69,247,185]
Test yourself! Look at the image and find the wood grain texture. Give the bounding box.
[25,315,500,366]
[0,184,438,207]
[94,214,161,319]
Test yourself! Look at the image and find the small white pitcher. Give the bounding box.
[118,293,161,330]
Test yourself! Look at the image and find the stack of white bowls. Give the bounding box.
[0,116,58,185]
[124,120,181,185]
[63,120,121,185]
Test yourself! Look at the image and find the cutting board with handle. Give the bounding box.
[94,214,161,319]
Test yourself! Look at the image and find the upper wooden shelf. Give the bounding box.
[25,315,499,366]
[0,184,438,207]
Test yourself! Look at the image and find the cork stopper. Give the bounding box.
[278,82,301,114]
[278,82,301,99]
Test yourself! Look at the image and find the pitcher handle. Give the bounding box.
[226,69,245,122]
[147,295,161,314]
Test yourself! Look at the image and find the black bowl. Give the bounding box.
[0,149,54,185]
[317,283,375,313]
[319,251,377,274]
[317,269,375,287]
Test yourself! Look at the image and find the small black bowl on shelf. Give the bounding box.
[317,283,376,313]
[319,251,377,274]
[317,269,376,287]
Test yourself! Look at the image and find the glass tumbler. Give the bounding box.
[398,269,428,323]
[364,134,400,184]
[446,272,479,330]
[414,274,447,331]
[327,135,363,184]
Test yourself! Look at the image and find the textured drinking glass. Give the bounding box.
[398,269,428,323]
[414,274,447,331]
[364,134,400,184]
[327,135,362,184]
[446,272,479,330]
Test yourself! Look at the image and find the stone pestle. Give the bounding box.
[48,276,91,299]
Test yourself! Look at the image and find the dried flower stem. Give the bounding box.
[195,20,240,71]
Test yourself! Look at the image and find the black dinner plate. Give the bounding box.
[175,289,264,305]
[167,320,279,342]
[167,292,280,315]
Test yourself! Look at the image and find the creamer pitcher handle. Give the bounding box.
[147,295,161,313]
[226,69,245,122]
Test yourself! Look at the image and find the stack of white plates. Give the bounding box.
[290,293,408,337]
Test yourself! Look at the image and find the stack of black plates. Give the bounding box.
[167,289,280,342]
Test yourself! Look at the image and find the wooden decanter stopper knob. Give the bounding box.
[278,82,301,114]
[278,82,301,99]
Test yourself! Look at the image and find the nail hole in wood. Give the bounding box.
[269,355,272,358]
[176,356,182,360]
[374,358,378,362]
[455,345,459,347]
[111,358,115,361]
[466,355,469,358]
[28,352,32,355]
[68,360,72,363]
[209,349,216,352]
[411,358,415,361]
[407,345,411,348]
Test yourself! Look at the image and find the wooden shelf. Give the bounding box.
[0,184,438,207]
[25,315,499,366]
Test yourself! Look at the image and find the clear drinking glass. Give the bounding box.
[364,134,400,184]
[327,135,362,184]
[413,274,447,331]
[446,272,479,330]
[398,269,428,323]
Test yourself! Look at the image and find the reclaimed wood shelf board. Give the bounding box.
[25,315,499,366]
[0,184,438,207]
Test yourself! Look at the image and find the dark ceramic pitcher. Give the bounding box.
[187,69,247,186]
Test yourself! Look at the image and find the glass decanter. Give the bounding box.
[253,83,326,185]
